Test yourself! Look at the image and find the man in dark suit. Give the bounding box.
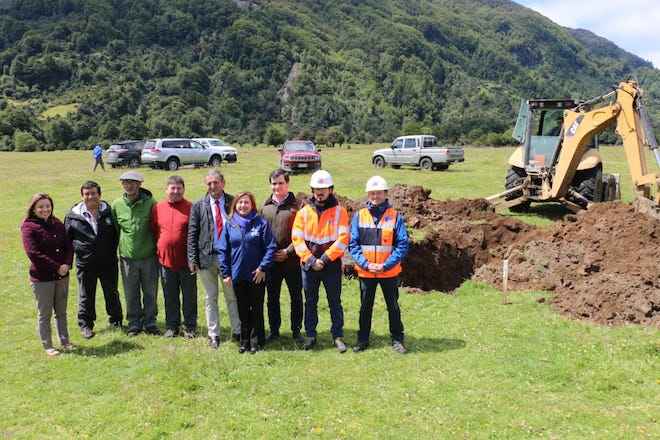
[187,169,240,349]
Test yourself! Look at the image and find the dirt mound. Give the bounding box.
[308,185,659,327]
[474,203,660,327]
[401,217,533,291]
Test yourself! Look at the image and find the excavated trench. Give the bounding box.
[335,185,660,327]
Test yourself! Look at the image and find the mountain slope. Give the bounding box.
[0,0,657,150]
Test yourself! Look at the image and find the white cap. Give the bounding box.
[365,175,389,192]
[310,170,334,189]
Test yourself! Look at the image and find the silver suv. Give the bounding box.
[141,138,223,171]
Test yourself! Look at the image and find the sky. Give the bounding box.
[516,0,660,68]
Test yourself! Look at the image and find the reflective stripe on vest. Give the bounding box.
[355,207,402,278]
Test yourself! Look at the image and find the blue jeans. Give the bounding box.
[302,262,343,339]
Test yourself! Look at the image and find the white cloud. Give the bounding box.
[518,0,660,67]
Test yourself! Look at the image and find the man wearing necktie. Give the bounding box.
[187,169,240,349]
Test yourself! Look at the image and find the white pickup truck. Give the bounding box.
[372,135,464,171]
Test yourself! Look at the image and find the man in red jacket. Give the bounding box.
[151,176,196,338]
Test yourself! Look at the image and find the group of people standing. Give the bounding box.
[20,168,409,357]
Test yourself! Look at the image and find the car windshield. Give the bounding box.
[285,141,315,151]
[208,140,227,147]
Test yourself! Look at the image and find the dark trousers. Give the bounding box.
[233,280,266,347]
[266,262,303,335]
[76,263,123,329]
[161,266,198,331]
[302,262,343,339]
[358,277,404,343]
[93,157,105,171]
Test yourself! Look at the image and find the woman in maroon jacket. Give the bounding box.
[20,193,74,356]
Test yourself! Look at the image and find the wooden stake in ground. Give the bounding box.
[502,245,514,305]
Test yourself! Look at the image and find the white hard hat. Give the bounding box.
[310,170,334,189]
[365,175,389,192]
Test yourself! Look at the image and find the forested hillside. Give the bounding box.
[0,0,658,151]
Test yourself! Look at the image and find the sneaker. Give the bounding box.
[238,344,248,354]
[45,348,60,357]
[127,328,140,337]
[392,341,407,354]
[164,329,178,338]
[80,327,95,339]
[182,328,197,339]
[249,345,260,355]
[303,337,316,350]
[265,332,280,343]
[144,327,161,336]
[208,336,220,350]
[352,342,369,353]
[334,338,347,353]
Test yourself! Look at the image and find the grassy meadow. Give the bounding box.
[0,145,658,439]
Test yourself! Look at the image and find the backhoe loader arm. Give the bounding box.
[550,81,660,207]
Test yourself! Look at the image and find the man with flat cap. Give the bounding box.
[111,171,159,336]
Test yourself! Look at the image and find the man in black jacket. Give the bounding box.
[260,169,304,343]
[64,181,123,339]
[187,169,240,349]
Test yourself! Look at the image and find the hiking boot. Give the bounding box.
[182,328,197,339]
[164,329,178,338]
[334,338,347,353]
[303,337,316,350]
[265,332,280,343]
[352,342,369,353]
[292,331,305,344]
[208,336,220,350]
[144,327,161,336]
[80,327,95,340]
[392,340,407,354]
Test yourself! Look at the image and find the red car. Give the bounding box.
[279,140,322,173]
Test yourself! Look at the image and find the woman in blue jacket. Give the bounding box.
[217,192,277,354]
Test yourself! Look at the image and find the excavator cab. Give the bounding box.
[505,99,604,210]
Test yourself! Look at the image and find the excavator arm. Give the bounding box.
[550,81,660,218]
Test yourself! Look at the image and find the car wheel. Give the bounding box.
[419,157,433,171]
[166,158,179,171]
[128,158,140,168]
[373,156,385,168]
[209,155,222,168]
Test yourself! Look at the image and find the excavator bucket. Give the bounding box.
[633,196,660,222]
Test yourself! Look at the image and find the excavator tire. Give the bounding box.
[571,166,603,205]
[505,167,530,212]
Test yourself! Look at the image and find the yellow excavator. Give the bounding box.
[488,80,660,220]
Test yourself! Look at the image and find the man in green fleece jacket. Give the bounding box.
[112,171,159,336]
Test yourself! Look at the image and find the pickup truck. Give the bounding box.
[372,135,464,171]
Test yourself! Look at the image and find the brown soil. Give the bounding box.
[334,185,659,327]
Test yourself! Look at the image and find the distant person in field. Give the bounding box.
[151,176,197,339]
[291,170,350,352]
[20,193,75,357]
[64,181,123,340]
[260,169,304,344]
[349,176,409,354]
[92,144,105,172]
[112,171,159,336]
[217,192,277,354]
[187,169,241,350]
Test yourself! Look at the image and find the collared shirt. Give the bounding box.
[80,203,100,234]
[271,193,287,205]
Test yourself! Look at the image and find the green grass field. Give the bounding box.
[1,146,658,439]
